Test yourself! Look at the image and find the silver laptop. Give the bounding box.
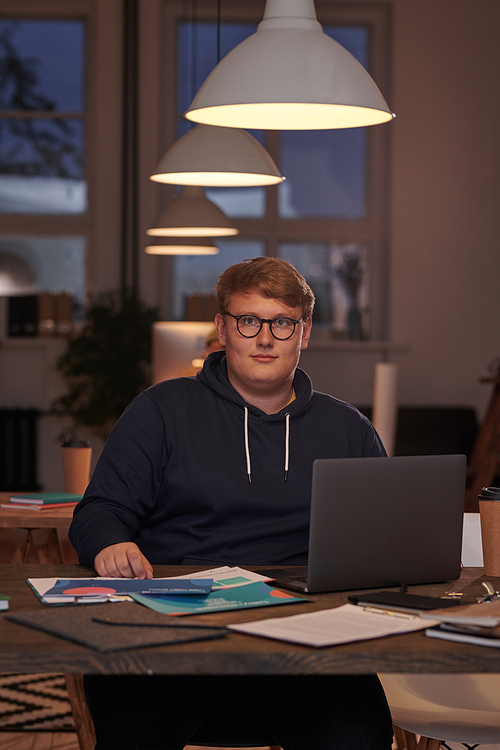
[270,454,466,593]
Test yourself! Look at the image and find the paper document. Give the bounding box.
[27,567,273,606]
[132,580,305,616]
[229,603,437,647]
[173,566,273,588]
[28,576,213,605]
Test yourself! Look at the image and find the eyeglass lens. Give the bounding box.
[238,315,296,340]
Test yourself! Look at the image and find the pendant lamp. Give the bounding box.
[146,186,239,237]
[185,0,395,130]
[145,237,219,255]
[150,124,284,187]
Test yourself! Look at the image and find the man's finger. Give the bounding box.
[126,547,153,579]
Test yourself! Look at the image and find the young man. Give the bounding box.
[69,257,393,750]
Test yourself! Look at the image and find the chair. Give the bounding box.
[380,513,498,750]
[189,711,280,748]
[380,673,500,749]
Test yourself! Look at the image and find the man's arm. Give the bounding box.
[94,542,153,579]
[69,390,168,567]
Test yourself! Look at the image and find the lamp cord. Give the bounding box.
[191,0,198,102]
[217,0,221,63]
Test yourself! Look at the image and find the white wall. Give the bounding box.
[389,0,500,419]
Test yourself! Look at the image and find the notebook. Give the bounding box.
[266,454,466,594]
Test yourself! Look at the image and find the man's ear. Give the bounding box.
[215,313,227,346]
[300,317,313,351]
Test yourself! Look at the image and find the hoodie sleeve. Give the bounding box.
[68,391,167,568]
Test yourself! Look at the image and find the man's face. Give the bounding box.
[215,290,312,395]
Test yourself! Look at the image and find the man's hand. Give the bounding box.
[94,542,153,579]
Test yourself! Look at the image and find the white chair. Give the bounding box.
[380,673,500,748]
[381,513,500,750]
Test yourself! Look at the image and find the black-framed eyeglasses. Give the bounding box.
[226,313,304,341]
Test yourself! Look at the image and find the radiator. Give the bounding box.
[0,409,40,491]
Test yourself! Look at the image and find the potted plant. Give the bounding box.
[51,289,158,441]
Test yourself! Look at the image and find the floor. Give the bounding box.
[2,733,499,750]
[0,734,79,749]
[0,738,270,750]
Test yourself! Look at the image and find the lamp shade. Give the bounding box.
[146,187,239,237]
[150,124,284,187]
[145,237,219,255]
[185,0,394,130]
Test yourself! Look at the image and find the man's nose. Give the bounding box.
[256,321,274,344]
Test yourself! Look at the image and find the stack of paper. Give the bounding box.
[424,600,500,648]
[28,577,214,605]
[130,566,304,616]
[27,567,289,614]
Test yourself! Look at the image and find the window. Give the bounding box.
[159,1,392,338]
[0,0,124,322]
[0,13,87,318]
[0,18,86,215]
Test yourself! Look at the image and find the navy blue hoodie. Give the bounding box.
[69,351,385,568]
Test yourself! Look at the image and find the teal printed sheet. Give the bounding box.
[132,581,306,615]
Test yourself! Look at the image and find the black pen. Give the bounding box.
[91,616,229,631]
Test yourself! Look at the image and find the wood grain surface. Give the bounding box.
[0,564,497,676]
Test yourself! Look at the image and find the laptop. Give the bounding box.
[266,454,466,594]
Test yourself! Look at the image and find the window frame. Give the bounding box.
[0,0,124,297]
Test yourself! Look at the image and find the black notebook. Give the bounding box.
[5,602,228,651]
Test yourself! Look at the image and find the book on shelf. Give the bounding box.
[8,294,38,337]
[7,492,82,505]
[4,292,74,338]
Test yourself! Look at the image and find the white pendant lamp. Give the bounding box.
[150,124,284,187]
[146,186,239,237]
[145,237,219,255]
[185,0,395,131]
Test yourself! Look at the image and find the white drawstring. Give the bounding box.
[284,412,290,481]
[244,406,251,483]
[243,407,290,483]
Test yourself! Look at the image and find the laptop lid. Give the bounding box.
[306,454,466,593]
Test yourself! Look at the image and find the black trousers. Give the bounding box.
[84,674,393,750]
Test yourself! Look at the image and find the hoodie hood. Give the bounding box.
[197,350,314,483]
[197,350,314,421]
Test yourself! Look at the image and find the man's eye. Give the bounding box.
[242,316,259,325]
[274,318,290,327]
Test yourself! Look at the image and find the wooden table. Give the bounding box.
[0,494,75,563]
[0,563,497,676]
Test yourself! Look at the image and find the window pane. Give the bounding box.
[0,18,86,215]
[205,186,265,219]
[177,21,265,218]
[0,19,85,112]
[177,21,258,135]
[173,240,264,320]
[0,236,86,311]
[278,26,368,219]
[0,118,86,213]
[279,242,370,339]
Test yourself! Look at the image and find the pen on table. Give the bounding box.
[91,616,229,630]
[361,606,417,621]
